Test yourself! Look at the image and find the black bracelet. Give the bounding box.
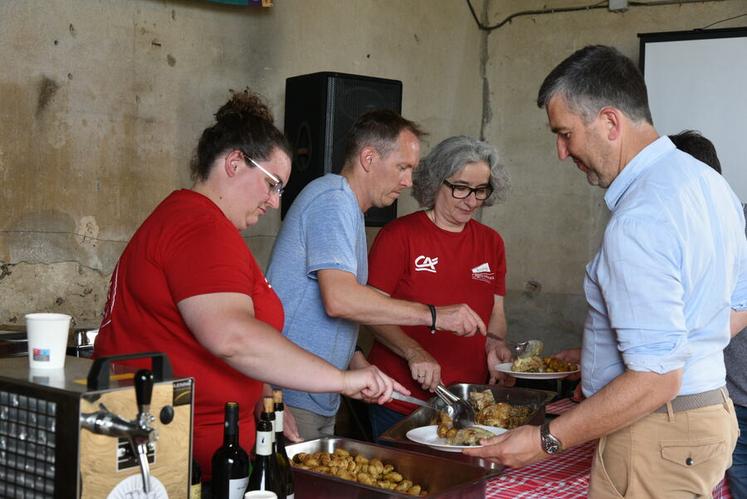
[427,304,437,334]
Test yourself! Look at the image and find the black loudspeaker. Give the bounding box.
[282,72,403,226]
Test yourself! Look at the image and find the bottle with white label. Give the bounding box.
[211,402,250,499]
[246,398,277,494]
[273,390,294,499]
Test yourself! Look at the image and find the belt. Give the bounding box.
[655,387,728,414]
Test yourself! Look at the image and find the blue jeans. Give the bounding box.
[728,404,747,499]
[368,404,406,442]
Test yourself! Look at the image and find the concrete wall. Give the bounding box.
[0,0,483,327]
[0,0,744,351]
[481,0,746,353]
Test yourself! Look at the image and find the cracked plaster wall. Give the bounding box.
[0,0,483,327]
[481,0,747,353]
[2,0,743,347]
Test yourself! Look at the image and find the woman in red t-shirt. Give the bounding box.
[95,90,405,480]
[366,135,514,439]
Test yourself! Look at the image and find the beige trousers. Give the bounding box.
[589,396,739,498]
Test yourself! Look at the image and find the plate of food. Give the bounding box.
[406,424,506,452]
[496,356,579,380]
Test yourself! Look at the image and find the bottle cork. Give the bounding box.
[263,396,274,413]
[272,389,283,404]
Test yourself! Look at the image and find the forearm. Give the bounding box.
[486,316,507,345]
[180,296,347,393]
[222,320,347,392]
[319,271,430,326]
[348,350,370,369]
[369,324,427,361]
[549,368,682,449]
[485,296,509,356]
[731,309,747,337]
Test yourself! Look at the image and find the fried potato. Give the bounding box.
[291,449,427,496]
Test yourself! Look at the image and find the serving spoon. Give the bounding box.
[434,384,476,429]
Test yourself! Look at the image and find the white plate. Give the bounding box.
[405,424,507,452]
[496,362,579,380]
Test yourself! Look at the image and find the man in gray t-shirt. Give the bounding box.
[267,110,486,440]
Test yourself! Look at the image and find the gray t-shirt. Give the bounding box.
[725,205,747,407]
[266,174,367,416]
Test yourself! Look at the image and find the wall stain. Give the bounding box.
[0,264,12,281]
[36,76,60,116]
[167,54,176,67]
[523,280,542,299]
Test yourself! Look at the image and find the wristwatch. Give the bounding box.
[540,422,563,454]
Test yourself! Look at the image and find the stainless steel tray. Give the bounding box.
[379,384,555,469]
[287,436,498,498]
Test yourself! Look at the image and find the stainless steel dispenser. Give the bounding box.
[0,353,193,498]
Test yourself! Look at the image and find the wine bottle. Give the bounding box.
[211,402,250,499]
[190,457,202,499]
[247,397,277,494]
[260,396,283,498]
[273,389,294,499]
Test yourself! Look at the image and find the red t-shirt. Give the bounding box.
[95,190,283,480]
[367,211,506,414]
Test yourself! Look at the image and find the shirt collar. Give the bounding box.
[604,135,675,211]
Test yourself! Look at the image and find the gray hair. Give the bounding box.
[412,136,509,209]
[536,45,652,125]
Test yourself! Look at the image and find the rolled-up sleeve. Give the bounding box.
[598,216,690,373]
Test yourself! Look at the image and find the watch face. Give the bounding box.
[543,437,561,454]
[541,424,562,454]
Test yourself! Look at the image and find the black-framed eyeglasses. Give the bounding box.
[240,152,284,198]
[443,180,493,200]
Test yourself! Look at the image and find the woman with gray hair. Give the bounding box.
[366,135,513,439]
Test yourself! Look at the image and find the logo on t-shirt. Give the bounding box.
[471,262,494,282]
[414,255,439,273]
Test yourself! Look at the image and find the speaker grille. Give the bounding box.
[283,72,403,226]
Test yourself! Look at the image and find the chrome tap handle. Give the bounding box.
[134,440,152,494]
[79,405,150,440]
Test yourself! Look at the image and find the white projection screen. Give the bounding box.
[640,27,747,202]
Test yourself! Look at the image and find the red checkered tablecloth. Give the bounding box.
[484,398,732,498]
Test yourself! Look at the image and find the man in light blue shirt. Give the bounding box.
[669,129,747,499]
[467,45,747,498]
[267,110,486,440]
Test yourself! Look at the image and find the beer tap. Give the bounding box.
[133,369,156,493]
[80,369,158,494]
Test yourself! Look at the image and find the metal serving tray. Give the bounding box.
[287,437,498,498]
[379,384,555,469]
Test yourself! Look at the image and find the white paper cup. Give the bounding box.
[29,367,67,388]
[25,313,72,369]
[244,491,277,499]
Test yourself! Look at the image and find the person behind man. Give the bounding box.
[365,135,514,439]
[94,91,404,481]
[466,45,747,498]
[266,110,487,440]
[669,129,746,499]
[669,129,722,174]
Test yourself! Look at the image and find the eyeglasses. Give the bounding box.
[442,180,493,200]
[241,152,284,198]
